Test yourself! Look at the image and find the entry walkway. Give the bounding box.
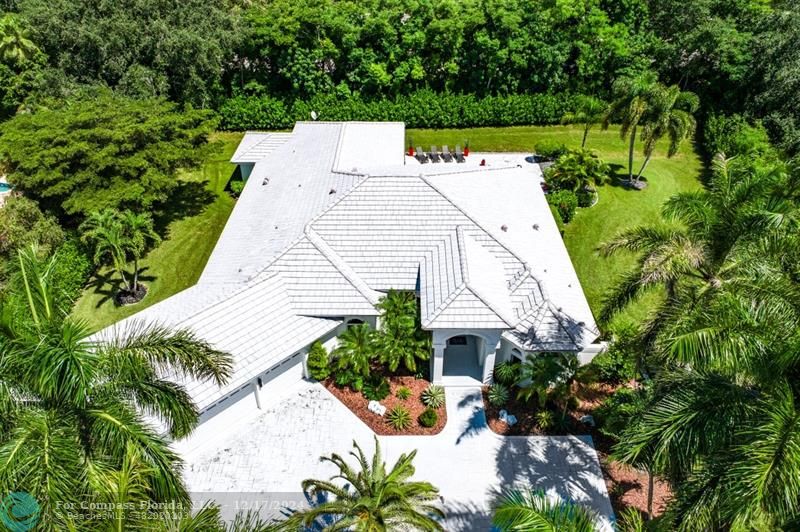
[180,381,614,530]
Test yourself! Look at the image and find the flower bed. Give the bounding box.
[324,375,447,436]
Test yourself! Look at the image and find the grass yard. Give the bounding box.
[408,125,703,325]
[71,132,243,331]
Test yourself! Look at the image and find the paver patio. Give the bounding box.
[179,380,614,530]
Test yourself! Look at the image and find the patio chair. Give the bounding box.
[455,145,466,163]
[441,145,453,162]
[429,145,441,163]
[415,146,429,164]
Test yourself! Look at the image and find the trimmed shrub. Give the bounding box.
[418,407,438,428]
[549,205,566,235]
[219,91,577,131]
[547,190,578,223]
[229,180,245,197]
[362,375,391,401]
[396,386,412,400]
[487,384,510,407]
[421,384,445,409]
[387,405,413,430]
[306,341,331,381]
[493,361,520,385]
[534,140,568,160]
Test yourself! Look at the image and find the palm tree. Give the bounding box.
[0,14,39,66]
[332,322,375,377]
[603,74,655,182]
[0,245,233,529]
[515,353,576,409]
[287,437,444,530]
[119,210,161,291]
[492,489,598,531]
[561,95,607,148]
[375,290,431,373]
[634,84,699,182]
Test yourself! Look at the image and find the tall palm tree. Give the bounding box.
[287,437,444,530]
[561,95,607,148]
[0,245,233,529]
[634,85,699,182]
[0,14,39,66]
[119,210,161,291]
[603,74,655,182]
[375,290,431,373]
[332,322,375,377]
[492,489,598,531]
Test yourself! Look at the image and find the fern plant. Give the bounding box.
[421,384,445,409]
[387,406,412,430]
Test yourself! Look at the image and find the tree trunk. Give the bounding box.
[647,469,654,520]
[628,125,637,181]
[133,257,139,291]
[581,124,589,148]
[635,153,652,182]
[118,265,130,293]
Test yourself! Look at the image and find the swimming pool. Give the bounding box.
[0,183,12,192]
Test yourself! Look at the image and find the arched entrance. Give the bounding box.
[442,335,482,382]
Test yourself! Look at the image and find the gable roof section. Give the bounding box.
[230,132,293,164]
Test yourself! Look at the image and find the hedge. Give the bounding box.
[218,90,578,131]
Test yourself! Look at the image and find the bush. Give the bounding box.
[306,341,331,381]
[418,407,438,428]
[334,368,363,391]
[421,384,445,409]
[396,386,412,400]
[387,405,413,430]
[704,113,775,159]
[547,190,578,223]
[534,140,568,160]
[487,384,510,407]
[362,375,390,401]
[493,360,520,385]
[229,180,245,198]
[549,205,566,235]
[536,409,554,431]
[595,387,646,440]
[544,148,610,193]
[219,91,577,131]
[590,323,639,384]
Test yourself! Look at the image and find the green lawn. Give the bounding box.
[71,132,243,331]
[408,125,703,324]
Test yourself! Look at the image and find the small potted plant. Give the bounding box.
[464,140,470,157]
[407,138,414,156]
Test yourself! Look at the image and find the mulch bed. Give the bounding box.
[482,380,672,519]
[323,375,447,436]
[115,284,148,305]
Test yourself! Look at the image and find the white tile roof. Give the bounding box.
[95,123,599,410]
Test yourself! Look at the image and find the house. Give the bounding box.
[96,121,601,424]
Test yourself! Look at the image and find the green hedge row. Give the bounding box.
[218,91,577,131]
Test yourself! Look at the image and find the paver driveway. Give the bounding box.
[179,380,614,530]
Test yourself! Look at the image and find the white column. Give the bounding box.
[301,350,310,379]
[481,340,502,385]
[432,342,446,385]
[252,381,262,410]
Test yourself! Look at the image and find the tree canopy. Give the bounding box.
[0,91,217,217]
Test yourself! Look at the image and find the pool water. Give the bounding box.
[0,183,12,192]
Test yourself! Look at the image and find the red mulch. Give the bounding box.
[483,380,672,518]
[323,375,447,436]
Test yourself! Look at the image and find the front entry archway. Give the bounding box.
[442,335,482,385]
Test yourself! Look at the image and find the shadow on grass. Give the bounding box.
[85,266,157,309]
[153,180,217,234]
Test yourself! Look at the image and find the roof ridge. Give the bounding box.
[420,174,531,271]
[305,227,381,305]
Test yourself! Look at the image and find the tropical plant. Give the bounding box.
[487,383,510,407]
[0,14,39,65]
[421,384,445,409]
[418,407,438,428]
[492,489,598,531]
[374,290,431,373]
[332,322,375,377]
[387,405,413,430]
[362,374,390,401]
[545,148,610,194]
[396,386,412,400]
[634,84,699,181]
[516,353,577,408]
[535,410,554,431]
[493,360,520,385]
[287,437,444,530]
[0,245,233,528]
[306,340,330,380]
[603,74,656,181]
[561,95,608,147]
